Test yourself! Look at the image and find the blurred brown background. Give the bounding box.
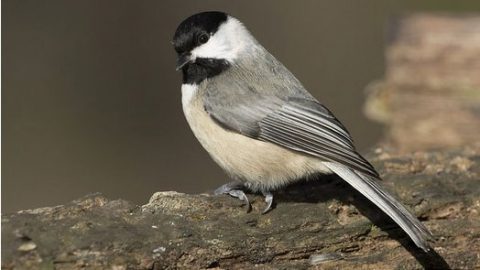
[3,1,480,213]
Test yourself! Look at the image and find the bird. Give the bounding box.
[172,11,433,251]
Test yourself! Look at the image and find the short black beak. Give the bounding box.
[176,52,191,71]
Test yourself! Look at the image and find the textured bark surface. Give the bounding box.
[2,145,480,269]
[364,13,480,152]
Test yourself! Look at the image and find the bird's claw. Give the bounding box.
[214,182,274,214]
[228,189,251,212]
[214,182,251,212]
[262,191,274,214]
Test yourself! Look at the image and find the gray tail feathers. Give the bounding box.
[324,162,433,251]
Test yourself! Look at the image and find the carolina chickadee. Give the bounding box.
[173,11,432,251]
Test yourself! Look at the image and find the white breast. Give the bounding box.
[180,83,330,191]
[181,84,198,109]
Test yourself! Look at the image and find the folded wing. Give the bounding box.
[206,95,379,179]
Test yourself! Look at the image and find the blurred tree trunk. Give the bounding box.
[365,13,480,153]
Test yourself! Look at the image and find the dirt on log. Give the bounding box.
[2,145,480,269]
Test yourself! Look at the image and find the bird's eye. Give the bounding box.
[198,33,210,45]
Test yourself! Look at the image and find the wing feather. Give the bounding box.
[257,100,379,178]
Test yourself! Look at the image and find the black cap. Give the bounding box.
[173,11,228,54]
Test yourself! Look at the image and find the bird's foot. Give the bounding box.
[214,182,251,212]
[262,191,274,214]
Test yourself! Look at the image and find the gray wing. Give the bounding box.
[204,92,379,178]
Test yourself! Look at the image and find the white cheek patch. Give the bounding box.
[181,84,198,108]
[192,34,235,62]
[191,17,251,63]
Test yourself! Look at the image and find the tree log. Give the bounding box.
[2,145,480,269]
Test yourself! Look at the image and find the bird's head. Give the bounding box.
[173,11,255,79]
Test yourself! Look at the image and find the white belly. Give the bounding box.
[181,84,330,191]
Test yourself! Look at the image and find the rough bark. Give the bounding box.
[364,13,480,152]
[2,145,480,269]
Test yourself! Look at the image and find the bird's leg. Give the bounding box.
[214,182,251,212]
[262,191,274,214]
